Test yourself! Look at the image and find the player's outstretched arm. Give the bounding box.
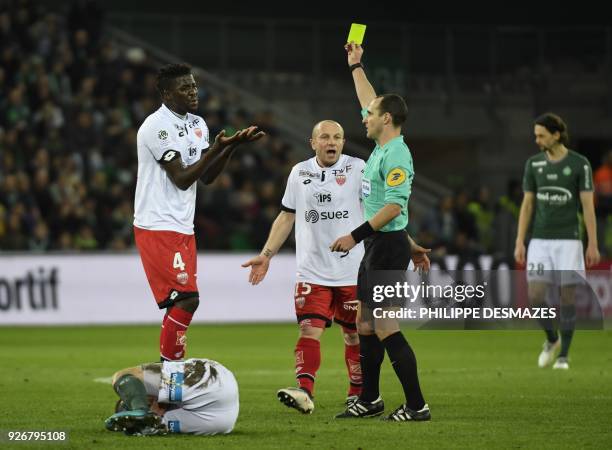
[580,191,601,267]
[163,126,264,190]
[242,211,295,285]
[345,42,376,109]
[200,126,265,184]
[514,192,534,265]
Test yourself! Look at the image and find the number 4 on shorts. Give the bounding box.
[173,252,186,271]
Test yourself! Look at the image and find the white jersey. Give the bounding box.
[155,358,239,435]
[134,104,210,234]
[281,154,366,286]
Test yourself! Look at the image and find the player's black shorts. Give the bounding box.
[357,230,411,308]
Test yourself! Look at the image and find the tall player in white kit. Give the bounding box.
[242,120,365,414]
[134,63,264,361]
[104,357,239,436]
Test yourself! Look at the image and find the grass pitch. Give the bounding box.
[2,324,611,449]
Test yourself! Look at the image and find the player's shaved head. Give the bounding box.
[311,120,344,139]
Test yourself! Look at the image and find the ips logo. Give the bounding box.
[313,190,332,206]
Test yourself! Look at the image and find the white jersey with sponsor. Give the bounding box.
[155,358,239,435]
[281,154,366,286]
[134,104,210,234]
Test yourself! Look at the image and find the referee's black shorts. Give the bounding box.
[357,230,411,308]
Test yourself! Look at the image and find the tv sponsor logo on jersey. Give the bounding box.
[167,421,181,433]
[304,210,349,223]
[169,372,184,402]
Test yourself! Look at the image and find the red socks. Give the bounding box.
[345,343,363,397]
[160,307,193,360]
[295,337,320,396]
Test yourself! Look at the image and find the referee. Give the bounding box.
[331,42,431,421]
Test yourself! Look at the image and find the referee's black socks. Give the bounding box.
[358,334,385,402]
[382,331,426,411]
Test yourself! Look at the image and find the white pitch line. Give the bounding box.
[93,377,113,384]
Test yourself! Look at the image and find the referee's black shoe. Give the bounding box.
[383,403,431,422]
[334,396,384,418]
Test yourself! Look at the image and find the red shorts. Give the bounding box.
[134,226,198,309]
[294,282,358,332]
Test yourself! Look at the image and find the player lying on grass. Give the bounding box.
[104,358,239,436]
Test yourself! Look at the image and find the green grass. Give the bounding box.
[1,324,611,449]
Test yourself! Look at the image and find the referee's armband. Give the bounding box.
[158,150,180,164]
[351,221,375,243]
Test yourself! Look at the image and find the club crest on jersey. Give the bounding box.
[177,272,189,285]
[176,330,187,346]
[158,130,168,140]
[336,174,346,185]
[194,128,202,138]
[295,296,306,309]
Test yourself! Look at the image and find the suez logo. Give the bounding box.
[0,268,59,311]
[304,210,349,223]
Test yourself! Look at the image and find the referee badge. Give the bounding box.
[386,168,406,186]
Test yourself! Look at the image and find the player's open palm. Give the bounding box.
[411,244,431,273]
[241,255,270,285]
[241,125,266,142]
[214,129,241,148]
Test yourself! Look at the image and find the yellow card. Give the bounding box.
[347,23,366,45]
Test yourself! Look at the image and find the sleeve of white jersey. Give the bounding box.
[280,166,297,212]
[199,116,210,151]
[142,117,181,162]
[355,157,366,175]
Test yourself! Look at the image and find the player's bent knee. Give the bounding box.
[175,296,199,314]
[527,283,548,305]
[343,331,359,346]
[298,325,324,340]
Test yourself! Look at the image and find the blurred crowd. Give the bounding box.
[0,0,296,252]
[1,0,612,261]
